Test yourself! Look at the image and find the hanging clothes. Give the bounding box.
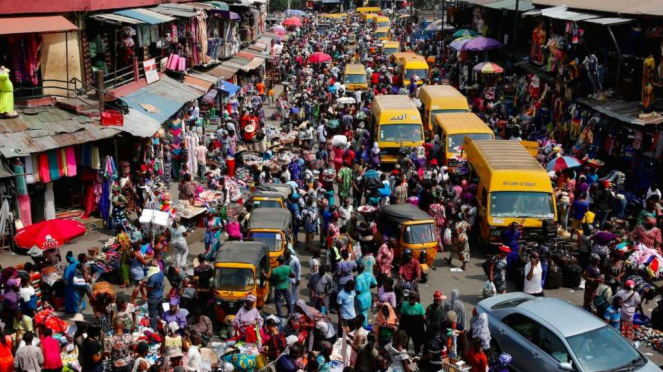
[65,147,77,177]
[47,150,60,181]
[24,156,35,184]
[44,183,55,221]
[91,146,101,170]
[13,162,27,196]
[0,199,13,239]
[80,144,92,167]
[17,195,32,226]
[31,155,39,183]
[58,148,67,177]
[38,153,51,183]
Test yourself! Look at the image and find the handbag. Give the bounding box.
[182,287,196,301]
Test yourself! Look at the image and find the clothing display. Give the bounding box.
[43,183,55,221]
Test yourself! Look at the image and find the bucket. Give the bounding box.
[226,156,236,178]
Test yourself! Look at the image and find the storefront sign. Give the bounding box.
[143,58,159,85]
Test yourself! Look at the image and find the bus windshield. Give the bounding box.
[405,69,428,80]
[345,74,367,84]
[250,232,283,252]
[490,191,555,219]
[214,268,255,291]
[448,133,493,153]
[379,124,423,143]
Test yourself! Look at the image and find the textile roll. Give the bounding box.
[38,153,51,183]
[13,164,27,196]
[44,182,55,221]
[80,144,92,167]
[24,156,35,184]
[58,148,67,177]
[177,57,186,72]
[167,54,179,70]
[91,146,101,170]
[31,155,40,183]
[47,150,60,181]
[65,147,77,177]
[17,194,32,226]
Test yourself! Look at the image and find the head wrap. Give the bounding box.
[472,313,491,350]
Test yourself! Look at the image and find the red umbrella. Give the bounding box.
[282,17,302,27]
[307,52,332,64]
[15,219,86,250]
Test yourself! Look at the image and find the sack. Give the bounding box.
[482,280,496,298]
[442,228,452,246]
[182,287,196,301]
[593,285,611,313]
[544,263,562,290]
[562,264,582,288]
[482,257,492,277]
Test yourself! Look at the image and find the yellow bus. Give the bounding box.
[418,85,470,134]
[375,26,390,40]
[371,95,424,163]
[401,55,428,86]
[344,64,368,91]
[362,13,378,22]
[433,112,494,168]
[356,6,381,15]
[320,13,349,20]
[463,138,557,247]
[382,41,400,55]
[375,16,390,28]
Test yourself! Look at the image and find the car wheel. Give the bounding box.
[486,339,502,365]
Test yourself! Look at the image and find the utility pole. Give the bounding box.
[511,0,519,58]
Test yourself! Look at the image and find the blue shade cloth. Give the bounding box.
[14,164,27,196]
[115,9,174,25]
[218,80,240,96]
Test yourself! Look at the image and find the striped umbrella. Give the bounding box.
[473,62,504,74]
[449,36,474,51]
[546,156,582,172]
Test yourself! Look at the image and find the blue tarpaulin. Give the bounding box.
[217,80,240,96]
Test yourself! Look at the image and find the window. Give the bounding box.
[345,74,366,84]
[502,314,570,363]
[447,133,494,153]
[250,232,283,252]
[214,268,255,291]
[403,224,436,244]
[379,124,423,143]
[490,192,555,219]
[253,200,281,209]
[404,69,428,80]
[567,326,644,372]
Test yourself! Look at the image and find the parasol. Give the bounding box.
[282,17,302,27]
[424,20,454,32]
[546,156,582,172]
[473,62,504,74]
[461,36,503,52]
[449,37,474,51]
[453,29,478,38]
[284,9,306,16]
[271,26,287,35]
[307,52,332,64]
[15,219,86,250]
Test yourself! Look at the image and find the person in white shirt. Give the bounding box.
[524,252,544,296]
[186,334,203,372]
[317,123,327,145]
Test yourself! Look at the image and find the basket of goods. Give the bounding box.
[322,168,336,182]
[587,159,605,169]
[357,205,377,217]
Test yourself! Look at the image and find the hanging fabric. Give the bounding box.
[17,194,32,226]
[24,156,35,184]
[91,146,101,170]
[38,153,51,183]
[0,199,13,239]
[44,182,55,221]
[13,161,27,196]
[31,154,39,183]
[80,144,92,167]
[47,150,60,181]
[99,179,111,222]
[58,148,67,177]
[65,147,77,177]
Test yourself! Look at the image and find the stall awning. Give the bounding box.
[218,80,241,96]
[208,65,238,79]
[522,9,541,16]
[0,16,78,36]
[483,0,534,11]
[208,1,231,10]
[119,108,162,138]
[531,0,663,17]
[583,17,634,25]
[577,98,663,126]
[121,76,205,123]
[184,71,219,92]
[537,5,599,21]
[240,57,266,72]
[152,5,198,18]
[115,9,176,25]
[92,13,145,25]
[202,89,218,103]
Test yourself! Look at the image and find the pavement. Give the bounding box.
[7,83,661,365]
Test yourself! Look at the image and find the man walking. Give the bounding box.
[262,256,295,319]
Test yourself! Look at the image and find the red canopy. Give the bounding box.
[14,219,86,250]
[307,52,332,64]
[282,17,302,27]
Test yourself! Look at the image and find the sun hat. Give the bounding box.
[433,290,447,300]
[498,245,512,253]
[72,313,86,323]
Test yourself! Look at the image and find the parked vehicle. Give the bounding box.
[476,293,658,372]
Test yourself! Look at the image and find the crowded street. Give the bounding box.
[0,1,663,372]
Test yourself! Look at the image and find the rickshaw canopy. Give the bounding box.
[378,204,434,224]
[214,242,269,265]
[247,208,292,231]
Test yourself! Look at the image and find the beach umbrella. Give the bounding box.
[473,62,504,74]
[282,17,302,27]
[271,25,287,34]
[285,9,306,16]
[449,37,473,51]
[461,36,503,52]
[424,20,454,32]
[14,219,86,250]
[453,29,477,38]
[307,52,332,64]
[546,156,582,172]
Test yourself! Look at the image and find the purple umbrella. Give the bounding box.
[461,36,503,52]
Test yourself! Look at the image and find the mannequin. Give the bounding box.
[0,66,17,118]
[642,55,657,102]
[643,83,654,113]
[584,54,601,99]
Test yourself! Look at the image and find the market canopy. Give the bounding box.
[91,13,145,25]
[0,16,78,35]
[114,9,176,24]
[217,80,240,96]
[208,1,231,10]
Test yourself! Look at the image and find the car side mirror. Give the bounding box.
[559,362,574,372]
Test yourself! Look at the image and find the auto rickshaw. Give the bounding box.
[247,208,293,268]
[377,204,438,268]
[249,184,293,209]
[212,241,271,322]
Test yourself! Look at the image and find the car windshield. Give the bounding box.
[385,48,399,55]
[379,124,423,143]
[214,268,255,291]
[250,232,282,252]
[447,133,493,153]
[567,326,644,372]
[403,223,436,244]
[253,200,281,209]
[490,191,555,218]
[405,69,428,80]
[345,74,367,84]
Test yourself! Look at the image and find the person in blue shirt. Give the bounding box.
[604,296,623,329]
[570,194,589,240]
[336,279,357,335]
[501,222,521,275]
[144,263,164,329]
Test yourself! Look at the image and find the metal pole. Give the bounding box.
[511,0,519,58]
[607,25,622,89]
[66,32,70,98]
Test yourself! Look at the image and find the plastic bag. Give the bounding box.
[442,228,452,246]
[482,280,496,298]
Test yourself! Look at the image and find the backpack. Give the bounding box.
[593,285,611,314]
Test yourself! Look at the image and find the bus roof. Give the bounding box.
[433,113,492,135]
[376,26,390,33]
[356,7,381,13]
[403,55,428,69]
[321,13,348,18]
[372,95,421,124]
[383,41,400,48]
[419,85,466,99]
[345,64,366,74]
[376,16,390,22]
[464,139,551,192]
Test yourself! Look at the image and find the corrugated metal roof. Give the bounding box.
[240,57,265,72]
[152,6,197,18]
[184,75,215,92]
[121,76,204,123]
[0,107,119,158]
[208,66,237,79]
[118,108,162,138]
[0,16,78,36]
[531,0,663,16]
[538,5,598,21]
[114,9,175,25]
[91,13,145,25]
[583,17,634,25]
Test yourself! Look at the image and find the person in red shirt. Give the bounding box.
[239,111,250,130]
[343,145,355,167]
[371,71,380,86]
[465,338,488,372]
